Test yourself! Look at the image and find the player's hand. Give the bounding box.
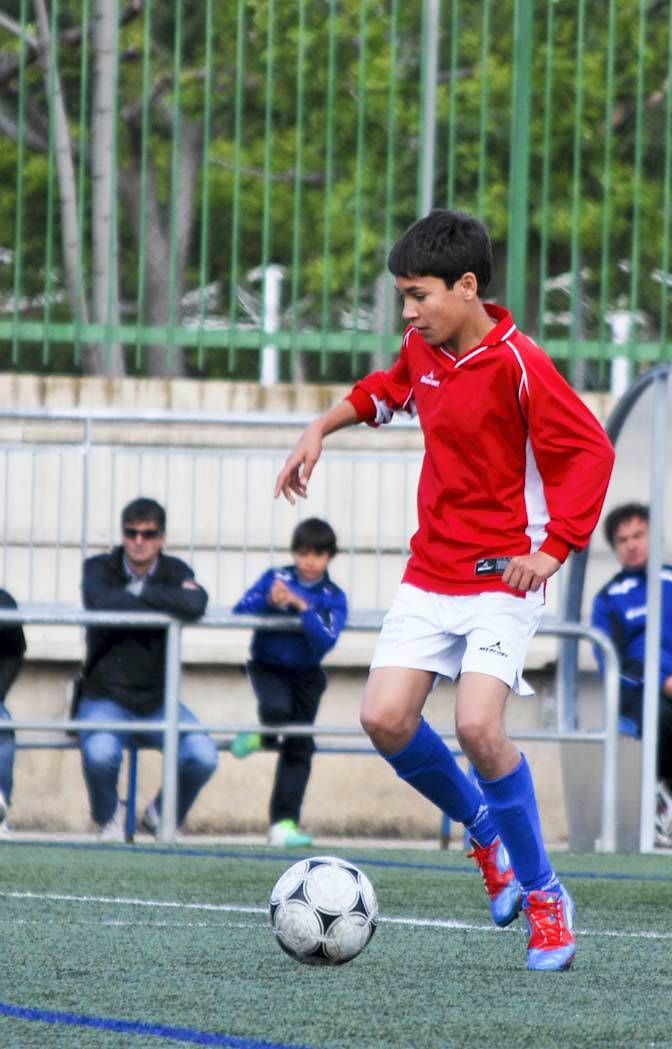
[274,421,324,504]
[502,551,561,592]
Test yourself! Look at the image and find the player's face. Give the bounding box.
[122,519,165,573]
[293,548,331,583]
[394,274,471,346]
[613,516,649,571]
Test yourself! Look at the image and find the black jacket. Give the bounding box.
[0,589,26,700]
[82,547,207,712]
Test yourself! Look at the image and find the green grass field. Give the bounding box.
[0,841,671,1048]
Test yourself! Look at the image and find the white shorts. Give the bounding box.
[370,583,545,696]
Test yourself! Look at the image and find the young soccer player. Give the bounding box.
[231,518,347,847]
[274,209,615,970]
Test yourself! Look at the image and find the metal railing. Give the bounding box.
[0,606,621,851]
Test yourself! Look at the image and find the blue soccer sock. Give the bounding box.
[475,754,559,894]
[382,718,497,843]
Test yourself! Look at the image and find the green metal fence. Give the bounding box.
[0,0,669,383]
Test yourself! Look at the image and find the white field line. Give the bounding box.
[1,889,670,942]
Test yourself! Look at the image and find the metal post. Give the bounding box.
[596,626,620,853]
[159,620,183,843]
[639,370,668,851]
[506,0,534,324]
[260,264,283,387]
[418,0,439,216]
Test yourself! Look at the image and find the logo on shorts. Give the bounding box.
[478,640,508,658]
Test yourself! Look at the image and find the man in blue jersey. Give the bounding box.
[231,518,348,848]
[591,502,672,846]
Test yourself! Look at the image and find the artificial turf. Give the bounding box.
[0,841,671,1048]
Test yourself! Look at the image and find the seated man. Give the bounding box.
[591,502,672,846]
[0,588,26,836]
[78,497,218,840]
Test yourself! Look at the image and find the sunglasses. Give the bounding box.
[123,527,161,540]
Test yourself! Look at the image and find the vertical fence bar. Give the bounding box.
[418,0,438,216]
[166,0,184,371]
[476,0,491,219]
[661,0,672,356]
[134,0,153,371]
[628,0,647,371]
[445,0,460,209]
[74,0,91,365]
[380,0,400,362]
[568,0,586,378]
[42,0,60,367]
[506,0,534,325]
[537,0,555,343]
[196,0,214,372]
[105,0,121,370]
[320,0,336,374]
[289,0,307,380]
[598,0,616,378]
[227,0,246,370]
[350,0,368,369]
[639,371,668,852]
[11,0,28,365]
[159,620,182,843]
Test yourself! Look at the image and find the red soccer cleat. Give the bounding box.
[523,886,576,971]
[468,837,522,928]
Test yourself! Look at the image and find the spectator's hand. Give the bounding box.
[664,675,672,698]
[181,580,200,591]
[269,579,308,612]
[503,551,561,593]
[274,421,324,505]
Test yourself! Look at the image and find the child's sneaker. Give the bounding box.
[230,732,262,759]
[468,836,522,927]
[268,819,313,848]
[524,886,576,971]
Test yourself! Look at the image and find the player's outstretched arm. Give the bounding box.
[274,400,359,504]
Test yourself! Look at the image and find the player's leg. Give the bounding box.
[458,593,575,970]
[77,696,127,836]
[360,666,501,854]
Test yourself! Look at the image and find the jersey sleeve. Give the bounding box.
[345,333,415,426]
[232,569,275,614]
[520,346,615,561]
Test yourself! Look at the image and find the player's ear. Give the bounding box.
[459,272,478,300]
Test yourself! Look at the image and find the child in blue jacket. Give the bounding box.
[232,518,348,847]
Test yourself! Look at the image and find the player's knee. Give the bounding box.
[455,715,501,764]
[360,703,414,752]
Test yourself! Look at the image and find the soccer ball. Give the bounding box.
[269,855,378,966]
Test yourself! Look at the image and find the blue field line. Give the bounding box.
[0,1002,311,1048]
[5,838,672,885]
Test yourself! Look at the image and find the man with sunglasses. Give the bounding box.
[78,497,218,841]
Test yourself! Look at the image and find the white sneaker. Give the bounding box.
[98,802,125,842]
[0,791,7,824]
[141,800,160,837]
[0,819,13,839]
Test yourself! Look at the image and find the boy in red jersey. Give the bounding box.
[274,209,615,970]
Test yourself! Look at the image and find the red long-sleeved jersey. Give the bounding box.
[346,304,615,596]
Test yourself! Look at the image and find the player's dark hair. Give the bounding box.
[603,502,649,547]
[291,517,337,558]
[121,497,166,534]
[387,208,493,295]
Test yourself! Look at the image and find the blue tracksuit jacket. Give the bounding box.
[232,565,348,669]
[591,564,672,733]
